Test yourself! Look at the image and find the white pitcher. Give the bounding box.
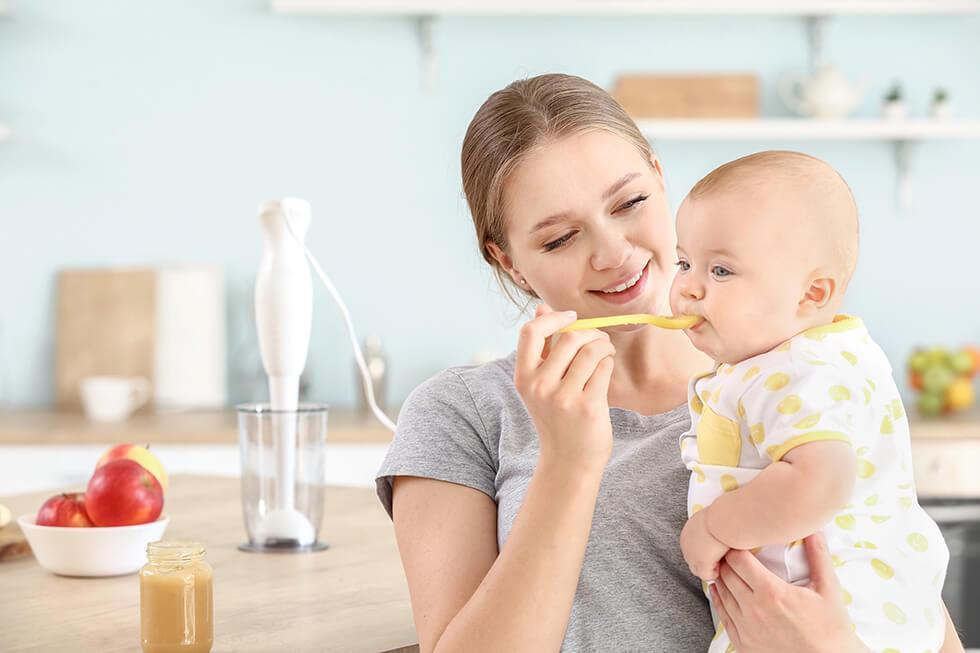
[780,65,866,119]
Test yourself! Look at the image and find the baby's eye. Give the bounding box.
[711,265,733,278]
[675,260,690,272]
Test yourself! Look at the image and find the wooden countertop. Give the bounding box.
[907,407,980,440]
[0,406,397,445]
[0,475,418,653]
[1,405,977,444]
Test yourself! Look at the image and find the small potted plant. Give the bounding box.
[882,83,906,120]
[930,88,951,120]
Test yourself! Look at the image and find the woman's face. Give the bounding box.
[493,129,675,323]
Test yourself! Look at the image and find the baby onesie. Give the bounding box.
[681,316,949,653]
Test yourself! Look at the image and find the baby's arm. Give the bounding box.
[705,440,856,550]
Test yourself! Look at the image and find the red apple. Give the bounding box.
[36,492,94,527]
[96,443,168,493]
[86,459,164,526]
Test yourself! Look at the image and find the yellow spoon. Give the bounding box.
[559,313,702,333]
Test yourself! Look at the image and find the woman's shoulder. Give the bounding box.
[405,351,519,414]
[376,353,519,517]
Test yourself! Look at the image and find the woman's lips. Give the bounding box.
[589,262,650,305]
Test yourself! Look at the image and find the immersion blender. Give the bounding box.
[254,198,316,546]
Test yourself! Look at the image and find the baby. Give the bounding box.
[669,151,949,652]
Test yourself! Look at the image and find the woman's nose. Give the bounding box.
[590,231,631,271]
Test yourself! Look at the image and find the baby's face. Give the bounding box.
[669,191,814,364]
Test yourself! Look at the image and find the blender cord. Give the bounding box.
[281,211,397,433]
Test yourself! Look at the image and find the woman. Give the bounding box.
[376,73,963,652]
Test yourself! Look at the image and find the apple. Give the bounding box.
[36,492,94,527]
[918,392,944,417]
[96,443,168,493]
[908,350,929,374]
[922,366,954,395]
[86,459,164,527]
[950,351,974,376]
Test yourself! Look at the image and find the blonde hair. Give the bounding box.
[461,73,655,308]
[689,150,860,285]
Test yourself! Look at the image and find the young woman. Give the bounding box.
[377,73,963,653]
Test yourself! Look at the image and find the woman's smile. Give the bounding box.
[589,259,651,306]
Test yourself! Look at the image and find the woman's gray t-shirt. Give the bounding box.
[376,352,713,652]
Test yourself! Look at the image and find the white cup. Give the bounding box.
[79,376,151,422]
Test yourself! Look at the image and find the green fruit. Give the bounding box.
[951,351,974,375]
[918,392,944,417]
[927,347,951,368]
[922,366,954,394]
[909,351,930,374]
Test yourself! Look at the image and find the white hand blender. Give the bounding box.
[254,198,316,546]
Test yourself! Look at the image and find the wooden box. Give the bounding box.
[612,74,760,119]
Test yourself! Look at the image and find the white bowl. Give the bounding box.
[18,514,170,577]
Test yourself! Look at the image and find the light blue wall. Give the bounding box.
[1,1,978,407]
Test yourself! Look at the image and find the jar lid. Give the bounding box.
[147,540,206,563]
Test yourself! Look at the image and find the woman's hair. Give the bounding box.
[461,73,655,308]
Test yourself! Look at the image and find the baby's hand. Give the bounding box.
[680,507,729,581]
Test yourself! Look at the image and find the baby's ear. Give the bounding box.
[800,276,837,313]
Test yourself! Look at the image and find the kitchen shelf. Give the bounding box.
[272,1,980,15]
[638,118,980,141]
[640,119,980,213]
[271,1,980,94]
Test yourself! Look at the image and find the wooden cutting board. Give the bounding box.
[55,268,157,411]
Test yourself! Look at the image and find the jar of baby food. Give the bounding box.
[139,540,213,653]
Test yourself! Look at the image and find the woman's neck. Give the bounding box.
[606,326,713,416]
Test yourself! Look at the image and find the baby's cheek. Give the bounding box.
[667,281,681,313]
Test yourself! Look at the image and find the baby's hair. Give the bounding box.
[689,150,859,288]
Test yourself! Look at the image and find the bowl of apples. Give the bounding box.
[18,444,169,577]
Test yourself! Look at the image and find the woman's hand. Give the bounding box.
[514,303,616,475]
[711,533,869,653]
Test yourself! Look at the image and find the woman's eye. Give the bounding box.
[675,260,690,272]
[711,265,732,278]
[544,232,574,252]
[618,194,649,212]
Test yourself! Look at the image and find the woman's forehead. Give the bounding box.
[504,130,650,225]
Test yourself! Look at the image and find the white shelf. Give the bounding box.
[637,119,980,215]
[637,119,980,141]
[272,0,980,15]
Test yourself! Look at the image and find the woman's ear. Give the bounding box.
[649,156,665,186]
[799,276,837,314]
[486,241,522,286]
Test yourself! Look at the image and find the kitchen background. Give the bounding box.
[1,1,979,409]
[1,0,980,646]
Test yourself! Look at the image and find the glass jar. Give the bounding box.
[139,541,213,653]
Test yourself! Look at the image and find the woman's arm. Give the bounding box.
[393,464,604,652]
[392,305,617,652]
[939,601,965,653]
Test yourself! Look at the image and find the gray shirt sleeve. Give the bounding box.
[376,367,497,518]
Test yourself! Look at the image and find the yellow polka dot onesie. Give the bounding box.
[680,316,949,653]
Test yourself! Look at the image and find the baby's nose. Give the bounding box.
[679,277,705,300]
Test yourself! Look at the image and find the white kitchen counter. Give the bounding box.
[0,443,390,496]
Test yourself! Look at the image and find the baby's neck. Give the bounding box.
[729,309,842,367]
